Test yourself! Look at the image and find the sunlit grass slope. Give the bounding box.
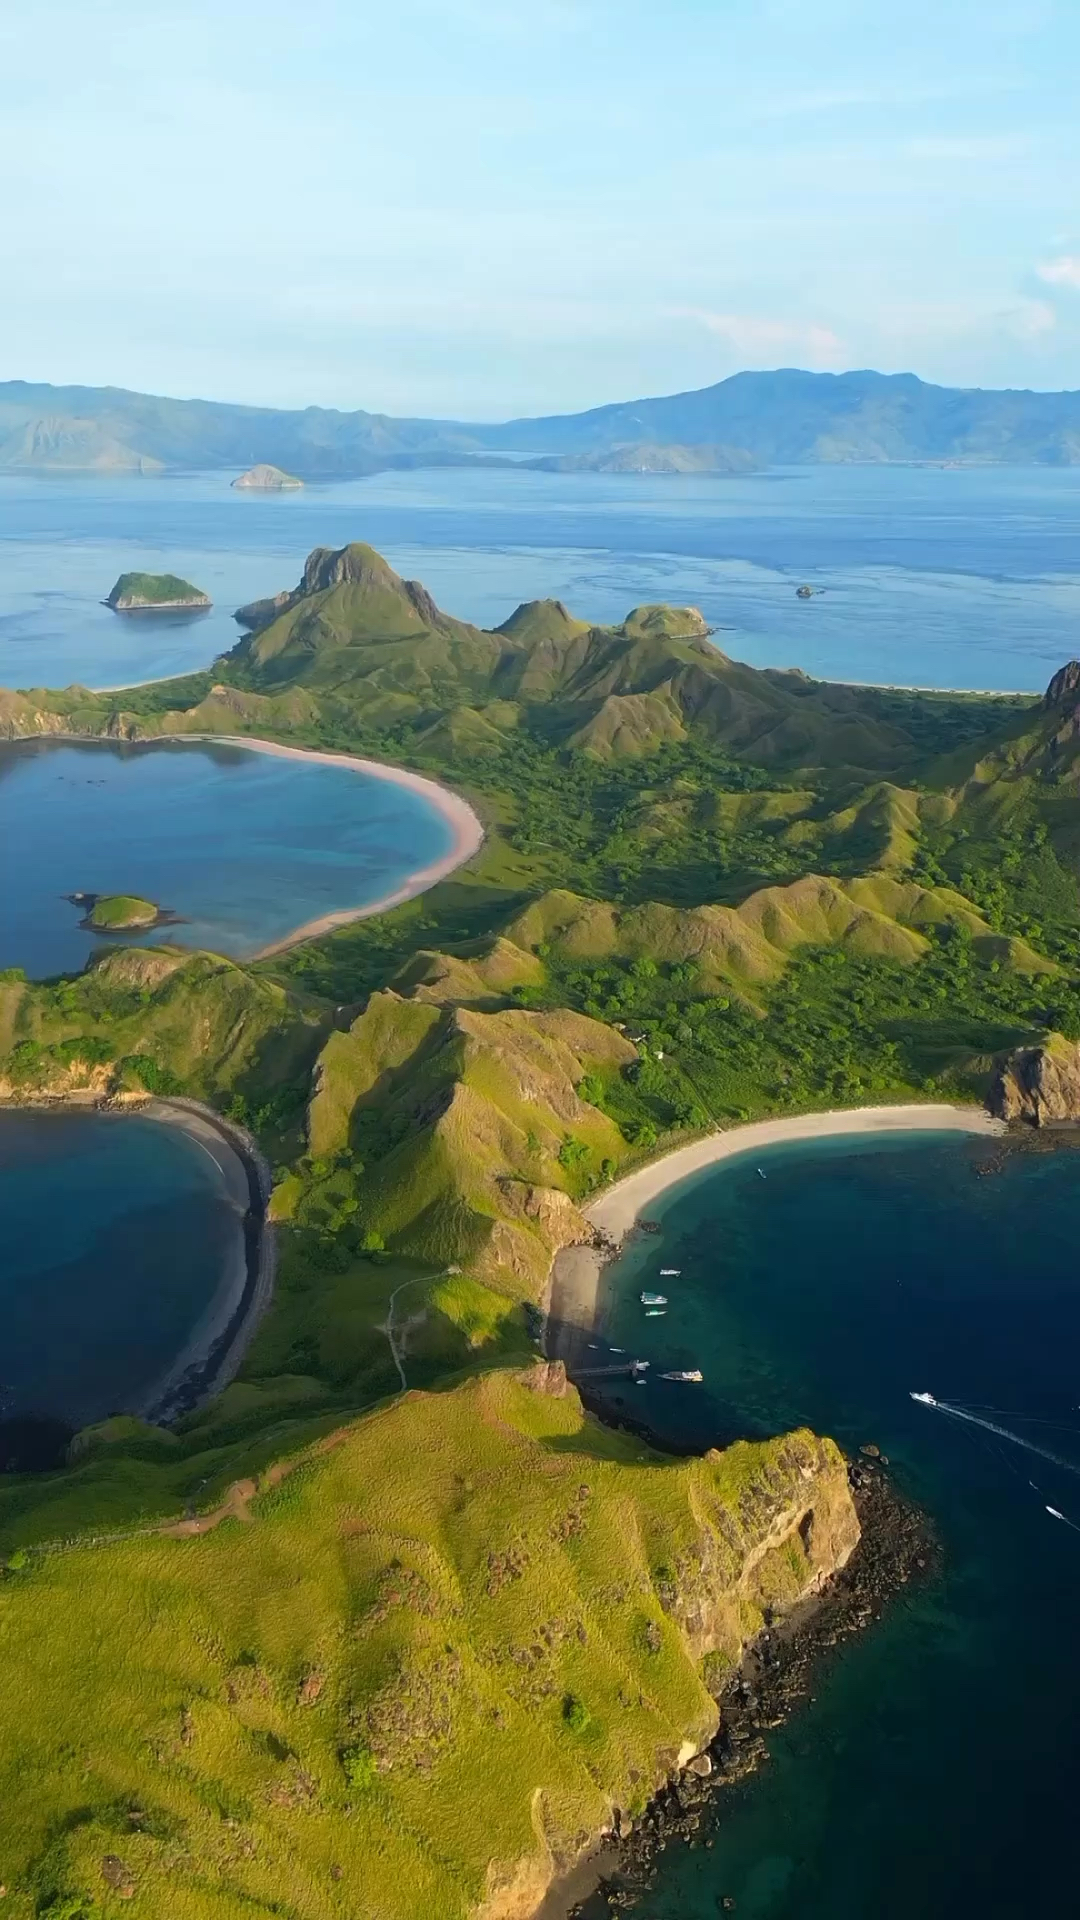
[0,1368,855,1920]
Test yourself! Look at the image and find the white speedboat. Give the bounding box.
[640,1291,668,1306]
[661,1369,703,1383]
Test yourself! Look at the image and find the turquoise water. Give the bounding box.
[0,1108,244,1429]
[1,465,1079,692]
[0,735,455,978]
[587,1133,1080,1920]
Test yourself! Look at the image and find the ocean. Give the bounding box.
[582,1131,1080,1920]
[2,463,1079,693]
[0,1107,246,1430]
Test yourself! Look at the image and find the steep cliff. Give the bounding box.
[990,1031,1080,1125]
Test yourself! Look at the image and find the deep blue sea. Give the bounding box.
[583,1132,1080,1920]
[0,734,454,978]
[0,1108,245,1428]
[1,464,1079,693]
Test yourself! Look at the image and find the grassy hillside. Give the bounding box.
[0,1367,855,1920]
[0,946,324,1116]
[295,990,636,1290]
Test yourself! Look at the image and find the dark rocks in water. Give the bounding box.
[568,1462,936,1918]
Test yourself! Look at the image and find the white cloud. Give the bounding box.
[1037,255,1080,290]
[671,309,845,365]
[1007,297,1057,336]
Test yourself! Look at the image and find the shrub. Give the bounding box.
[562,1694,591,1734]
[341,1742,379,1792]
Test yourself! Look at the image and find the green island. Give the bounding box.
[1,544,1080,1918]
[105,571,212,611]
[84,893,161,931]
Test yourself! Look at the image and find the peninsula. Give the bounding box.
[2,541,1080,1920]
[105,570,211,610]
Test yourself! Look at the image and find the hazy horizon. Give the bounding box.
[5,362,1080,428]
[4,2,1079,419]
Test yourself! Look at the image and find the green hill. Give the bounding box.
[0,945,324,1108]
[298,989,635,1290]
[506,873,1056,995]
[216,541,1027,778]
[0,1368,854,1920]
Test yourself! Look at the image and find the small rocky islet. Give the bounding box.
[231,462,304,490]
[104,571,211,611]
[67,891,181,933]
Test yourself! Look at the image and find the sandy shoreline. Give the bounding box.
[547,1104,1004,1352]
[184,733,486,958]
[7,725,486,959]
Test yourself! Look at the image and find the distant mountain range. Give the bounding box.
[2,367,1079,478]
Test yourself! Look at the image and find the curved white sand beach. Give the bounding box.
[549,1104,1004,1343]
[188,734,486,957]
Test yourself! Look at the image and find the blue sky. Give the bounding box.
[3,0,1079,416]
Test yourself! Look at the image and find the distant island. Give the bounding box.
[105,571,211,611]
[3,367,1080,477]
[529,441,758,474]
[231,463,304,491]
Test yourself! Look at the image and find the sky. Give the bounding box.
[2,0,1079,418]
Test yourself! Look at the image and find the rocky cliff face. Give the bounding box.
[990,1032,1080,1125]
[1044,660,1080,709]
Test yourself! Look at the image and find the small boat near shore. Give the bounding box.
[659,1268,681,1277]
[661,1369,703,1383]
[640,1291,668,1306]
[645,1308,666,1318]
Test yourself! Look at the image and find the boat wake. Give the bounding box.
[911,1391,1080,1534]
[910,1391,1080,1480]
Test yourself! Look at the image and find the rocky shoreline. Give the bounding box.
[545,1456,934,1920]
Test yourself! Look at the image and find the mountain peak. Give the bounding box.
[299,542,402,594]
[1044,661,1080,708]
